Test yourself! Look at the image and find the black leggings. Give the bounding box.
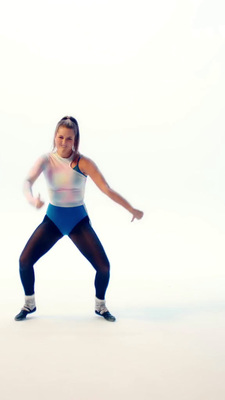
[19,216,110,300]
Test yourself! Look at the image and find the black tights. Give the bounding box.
[19,216,110,300]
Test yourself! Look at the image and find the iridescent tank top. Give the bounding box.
[39,152,87,207]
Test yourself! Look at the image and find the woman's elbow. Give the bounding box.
[101,184,112,196]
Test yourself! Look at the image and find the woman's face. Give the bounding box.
[55,126,75,158]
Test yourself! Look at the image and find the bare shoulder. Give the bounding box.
[79,155,98,176]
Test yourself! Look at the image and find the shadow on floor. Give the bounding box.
[119,301,225,322]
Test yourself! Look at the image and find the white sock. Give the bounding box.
[95,297,108,314]
[23,294,36,311]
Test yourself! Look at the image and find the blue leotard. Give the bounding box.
[46,203,88,235]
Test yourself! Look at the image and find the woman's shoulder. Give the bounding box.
[71,153,91,167]
[32,153,49,167]
[33,153,54,171]
[78,154,96,167]
[39,153,51,165]
[78,155,99,176]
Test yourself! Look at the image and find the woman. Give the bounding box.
[15,116,143,322]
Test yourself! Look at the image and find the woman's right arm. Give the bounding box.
[23,155,47,209]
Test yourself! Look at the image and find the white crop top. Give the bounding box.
[28,152,87,207]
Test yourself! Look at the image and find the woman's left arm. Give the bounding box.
[80,157,144,222]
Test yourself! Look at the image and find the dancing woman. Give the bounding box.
[15,116,143,322]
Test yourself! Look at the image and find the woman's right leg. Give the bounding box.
[15,216,63,320]
[19,216,63,296]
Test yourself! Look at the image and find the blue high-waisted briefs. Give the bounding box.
[46,204,88,235]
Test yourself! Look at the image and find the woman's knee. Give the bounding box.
[19,251,31,270]
[100,259,110,275]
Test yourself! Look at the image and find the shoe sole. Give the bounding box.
[14,307,37,321]
[95,310,116,322]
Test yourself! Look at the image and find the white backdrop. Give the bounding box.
[0,2,225,398]
[0,0,224,302]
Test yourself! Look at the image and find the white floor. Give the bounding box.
[1,297,225,400]
[1,210,225,400]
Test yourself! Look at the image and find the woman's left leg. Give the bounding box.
[69,217,115,321]
[69,217,110,300]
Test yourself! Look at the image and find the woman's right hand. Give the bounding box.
[34,194,45,209]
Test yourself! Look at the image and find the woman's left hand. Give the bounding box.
[131,209,144,222]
